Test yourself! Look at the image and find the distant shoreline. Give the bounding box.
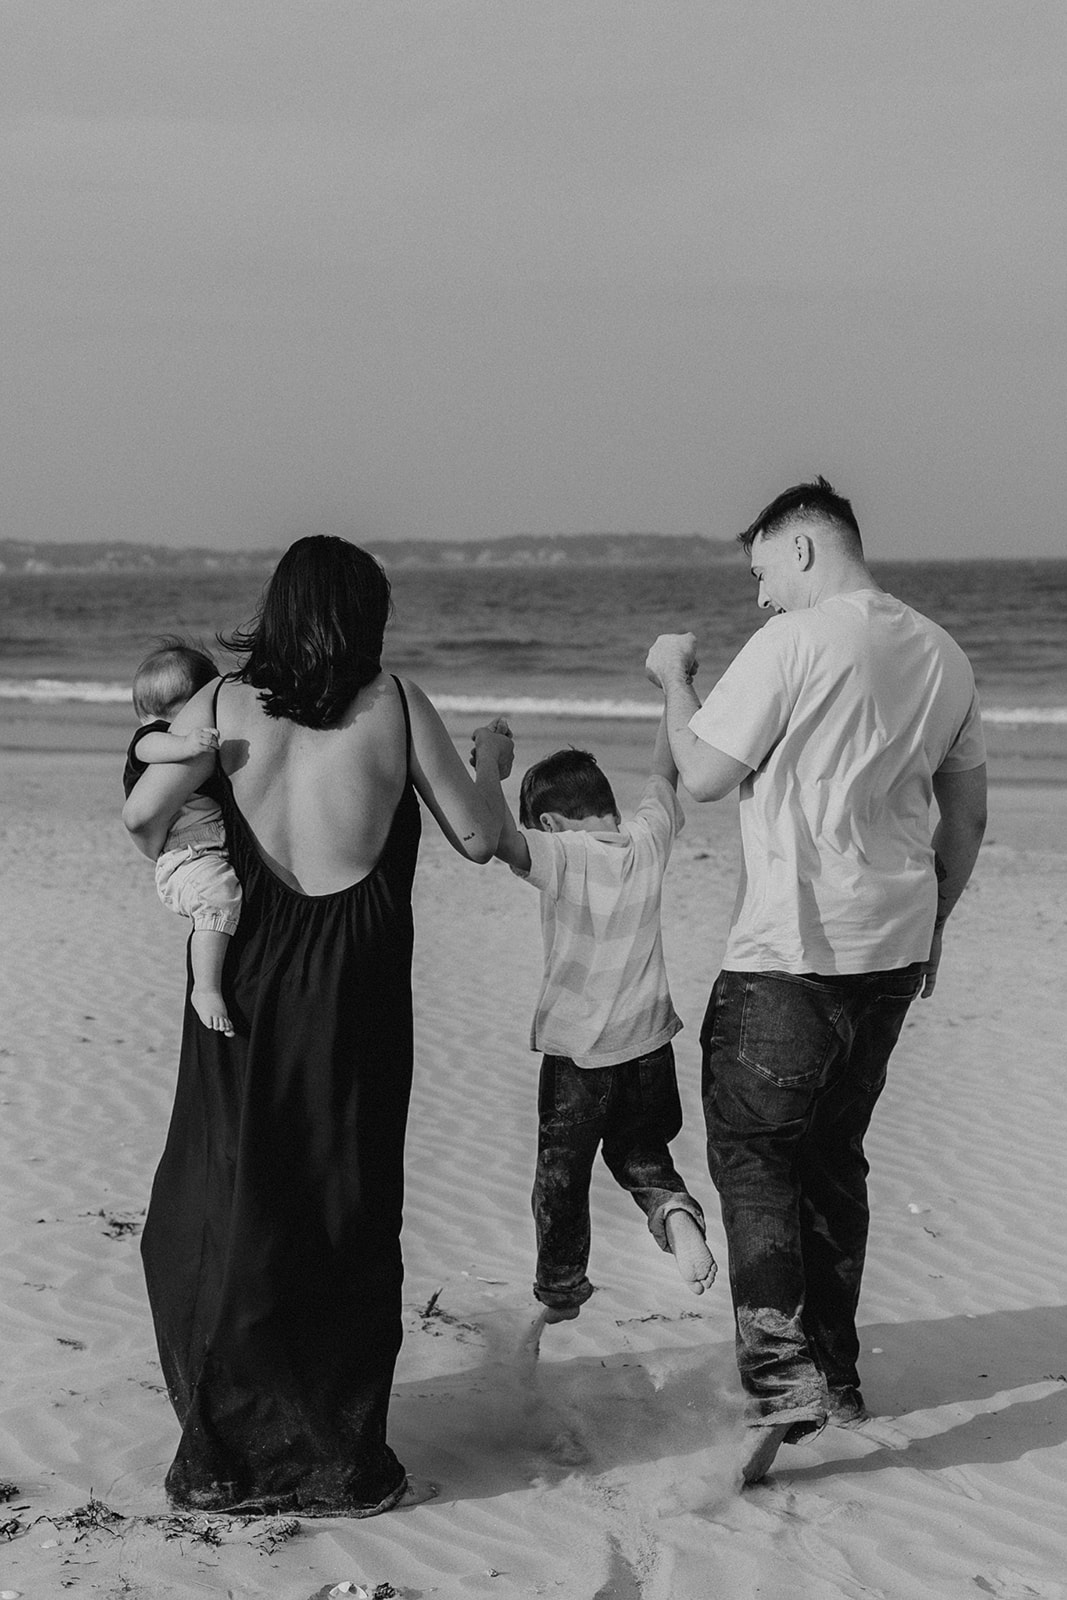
[3,535,1067,577]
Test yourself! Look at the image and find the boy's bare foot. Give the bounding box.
[664,1209,717,1295]
[192,989,235,1037]
[739,1422,792,1485]
[517,1303,580,1368]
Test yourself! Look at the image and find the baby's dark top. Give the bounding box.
[122,721,224,805]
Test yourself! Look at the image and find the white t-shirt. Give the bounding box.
[514,775,684,1067]
[689,590,986,975]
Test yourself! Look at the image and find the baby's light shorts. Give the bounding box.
[155,820,242,936]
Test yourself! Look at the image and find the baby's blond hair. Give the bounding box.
[132,638,218,720]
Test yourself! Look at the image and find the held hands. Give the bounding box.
[470,716,514,778]
[645,633,699,691]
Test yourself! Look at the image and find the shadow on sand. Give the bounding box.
[387,1302,1067,1503]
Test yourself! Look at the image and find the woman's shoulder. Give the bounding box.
[218,671,412,741]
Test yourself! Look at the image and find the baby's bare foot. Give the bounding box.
[664,1209,717,1295]
[192,989,235,1037]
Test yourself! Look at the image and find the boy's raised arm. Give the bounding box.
[649,713,679,790]
[494,800,532,873]
[471,721,531,873]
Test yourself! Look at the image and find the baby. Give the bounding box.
[123,639,241,1036]
[471,715,716,1342]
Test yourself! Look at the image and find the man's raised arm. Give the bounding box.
[645,633,751,803]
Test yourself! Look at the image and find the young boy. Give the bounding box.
[472,716,716,1333]
[123,640,241,1037]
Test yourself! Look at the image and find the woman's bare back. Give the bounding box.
[216,674,409,895]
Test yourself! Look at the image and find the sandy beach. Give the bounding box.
[1,704,1065,1600]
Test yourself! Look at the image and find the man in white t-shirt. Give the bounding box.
[645,477,987,1484]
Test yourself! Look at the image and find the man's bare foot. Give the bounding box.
[664,1210,717,1295]
[739,1422,791,1485]
[390,1475,438,1509]
[192,989,235,1036]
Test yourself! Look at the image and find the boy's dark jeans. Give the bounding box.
[701,966,923,1425]
[532,1043,705,1311]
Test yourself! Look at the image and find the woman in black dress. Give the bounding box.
[123,537,513,1516]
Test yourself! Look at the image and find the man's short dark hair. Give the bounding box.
[738,476,862,553]
[519,749,620,830]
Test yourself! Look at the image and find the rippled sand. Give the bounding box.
[0,715,1065,1599]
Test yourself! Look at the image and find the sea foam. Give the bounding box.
[1,677,1065,724]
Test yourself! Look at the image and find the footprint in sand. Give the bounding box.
[974,1570,1065,1599]
[837,1414,910,1450]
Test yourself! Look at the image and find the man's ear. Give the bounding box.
[793,532,814,570]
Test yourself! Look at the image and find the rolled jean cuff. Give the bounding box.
[533,1277,595,1312]
[648,1194,706,1252]
[190,912,240,936]
[744,1395,826,1428]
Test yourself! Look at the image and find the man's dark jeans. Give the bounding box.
[532,1043,705,1311]
[701,965,923,1425]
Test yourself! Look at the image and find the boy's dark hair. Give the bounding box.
[738,475,862,554]
[220,535,392,729]
[132,638,218,720]
[519,748,620,830]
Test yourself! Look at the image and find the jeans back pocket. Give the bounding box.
[737,976,845,1089]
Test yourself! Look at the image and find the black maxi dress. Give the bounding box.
[141,680,421,1515]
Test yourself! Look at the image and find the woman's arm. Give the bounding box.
[122,680,221,859]
[401,679,512,863]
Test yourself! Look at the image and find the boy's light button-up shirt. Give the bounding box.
[515,774,684,1068]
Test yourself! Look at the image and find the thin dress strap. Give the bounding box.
[391,676,412,759]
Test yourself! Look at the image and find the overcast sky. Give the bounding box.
[3,1,1065,558]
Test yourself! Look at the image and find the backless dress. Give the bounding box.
[141,678,421,1514]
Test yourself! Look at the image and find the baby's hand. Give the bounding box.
[184,727,220,756]
[470,717,514,778]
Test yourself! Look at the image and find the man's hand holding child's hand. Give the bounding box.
[470,717,514,778]
[645,633,699,690]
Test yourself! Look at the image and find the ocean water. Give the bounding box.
[1,558,1066,723]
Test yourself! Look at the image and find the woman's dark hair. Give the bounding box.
[519,748,619,829]
[220,536,392,728]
